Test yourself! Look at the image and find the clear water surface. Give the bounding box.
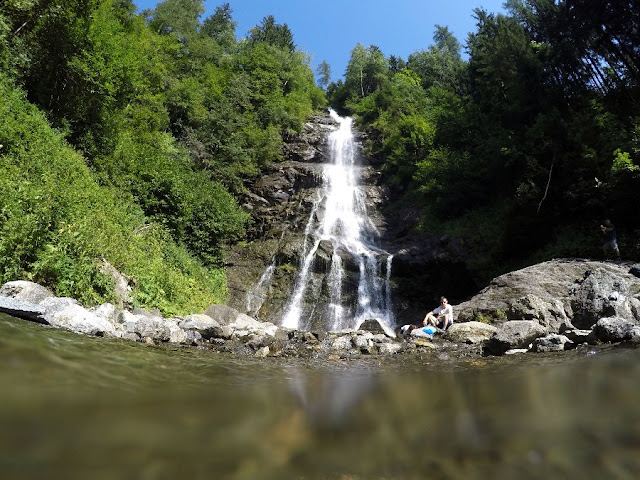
[1,313,639,480]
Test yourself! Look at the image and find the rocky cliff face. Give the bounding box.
[225,111,477,328]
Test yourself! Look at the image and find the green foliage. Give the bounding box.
[0,0,325,313]
[248,15,295,53]
[0,73,224,314]
[345,5,638,281]
[201,3,236,49]
[316,60,331,89]
[611,149,638,172]
[147,0,204,38]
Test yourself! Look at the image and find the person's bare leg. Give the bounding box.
[423,312,436,326]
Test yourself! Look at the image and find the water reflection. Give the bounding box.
[2,314,640,479]
[287,366,377,427]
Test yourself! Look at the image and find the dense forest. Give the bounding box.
[328,0,639,279]
[1,0,638,314]
[0,0,323,314]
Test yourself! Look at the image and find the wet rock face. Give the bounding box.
[570,268,635,329]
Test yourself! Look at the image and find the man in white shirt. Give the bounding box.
[423,296,453,330]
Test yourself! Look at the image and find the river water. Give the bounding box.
[2,313,639,479]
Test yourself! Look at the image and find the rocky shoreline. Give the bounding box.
[2,258,640,359]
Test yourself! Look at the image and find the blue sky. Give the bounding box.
[134,0,507,82]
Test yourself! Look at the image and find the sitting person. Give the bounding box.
[423,296,454,330]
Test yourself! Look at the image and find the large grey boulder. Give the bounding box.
[48,303,116,337]
[90,303,121,328]
[0,296,46,323]
[41,297,81,321]
[166,320,188,344]
[136,316,171,342]
[204,304,244,326]
[179,314,222,339]
[507,294,568,332]
[571,268,636,328]
[455,260,640,327]
[120,311,171,342]
[443,321,498,344]
[0,280,54,304]
[230,314,278,337]
[592,317,640,343]
[532,334,574,353]
[484,320,548,356]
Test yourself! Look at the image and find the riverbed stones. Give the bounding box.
[48,303,115,337]
[532,334,575,352]
[592,317,640,343]
[483,320,548,356]
[443,321,498,344]
[4,258,640,359]
[358,318,397,338]
[179,314,222,339]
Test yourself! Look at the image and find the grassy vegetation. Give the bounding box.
[0,73,225,315]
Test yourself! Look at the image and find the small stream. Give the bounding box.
[2,313,640,479]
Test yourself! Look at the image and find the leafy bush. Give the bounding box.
[0,73,226,314]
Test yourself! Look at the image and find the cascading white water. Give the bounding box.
[281,110,394,331]
[245,260,275,317]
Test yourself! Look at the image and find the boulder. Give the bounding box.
[41,297,81,321]
[592,317,640,343]
[179,314,222,339]
[90,303,121,328]
[167,320,188,344]
[443,321,498,344]
[331,335,353,351]
[0,296,46,324]
[454,258,640,333]
[125,314,171,342]
[98,260,132,309]
[358,318,397,338]
[229,314,278,337]
[204,304,243,326]
[378,343,403,355]
[353,333,373,350]
[561,328,594,345]
[571,268,636,328]
[507,294,568,332]
[532,334,574,353]
[484,320,548,356]
[48,304,116,337]
[0,280,54,304]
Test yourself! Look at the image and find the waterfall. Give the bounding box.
[281,110,394,331]
[245,260,275,317]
